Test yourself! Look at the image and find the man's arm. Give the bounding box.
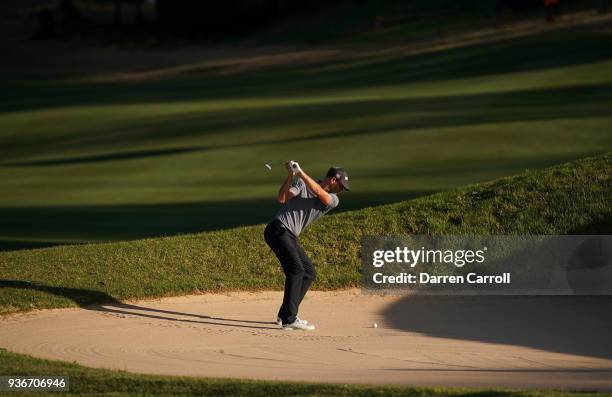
[296,168,333,206]
[277,162,300,204]
[277,173,295,204]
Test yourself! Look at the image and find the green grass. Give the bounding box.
[1,26,611,250]
[0,348,608,397]
[0,153,609,315]
[1,11,610,396]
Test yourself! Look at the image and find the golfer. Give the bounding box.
[264,161,350,330]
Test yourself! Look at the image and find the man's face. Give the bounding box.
[328,177,344,194]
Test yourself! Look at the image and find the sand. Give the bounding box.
[1,289,611,390]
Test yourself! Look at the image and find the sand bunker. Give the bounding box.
[1,289,611,390]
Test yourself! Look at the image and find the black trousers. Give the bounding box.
[264,219,316,324]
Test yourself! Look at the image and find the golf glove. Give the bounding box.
[289,161,302,174]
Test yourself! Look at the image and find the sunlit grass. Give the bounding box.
[0,153,609,315]
[0,28,611,247]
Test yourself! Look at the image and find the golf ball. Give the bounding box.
[373,322,378,329]
[264,164,272,170]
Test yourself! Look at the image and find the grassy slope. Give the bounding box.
[0,153,609,315]
[2,349,606,397]
[1,26,611,249]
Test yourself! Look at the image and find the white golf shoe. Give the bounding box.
[282,318,315,331]
[277,316,310,326]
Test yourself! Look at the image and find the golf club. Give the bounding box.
[264,161,289,171]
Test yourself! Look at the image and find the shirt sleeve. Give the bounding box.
[288,178,305,196]
[326,193,340,209]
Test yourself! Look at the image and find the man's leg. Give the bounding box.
[279,263,304,324]
[295,243,316,306]
[264,223,304,324]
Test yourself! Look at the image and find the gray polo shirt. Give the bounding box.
[273,178,339,237]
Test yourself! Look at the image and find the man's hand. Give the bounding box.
[288,161,302,174]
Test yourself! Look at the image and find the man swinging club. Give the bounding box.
[264,161,350,330]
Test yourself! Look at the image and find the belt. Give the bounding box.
[270,219,296,238]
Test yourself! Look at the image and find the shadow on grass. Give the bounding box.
[0,280,120,307]
[0,190,436,252]
[1,28,611,114]
[0,148,601,252]
[569,217,612,234]
[2,82,611,165]
[0,280,279,330]
[1,146,208,167]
